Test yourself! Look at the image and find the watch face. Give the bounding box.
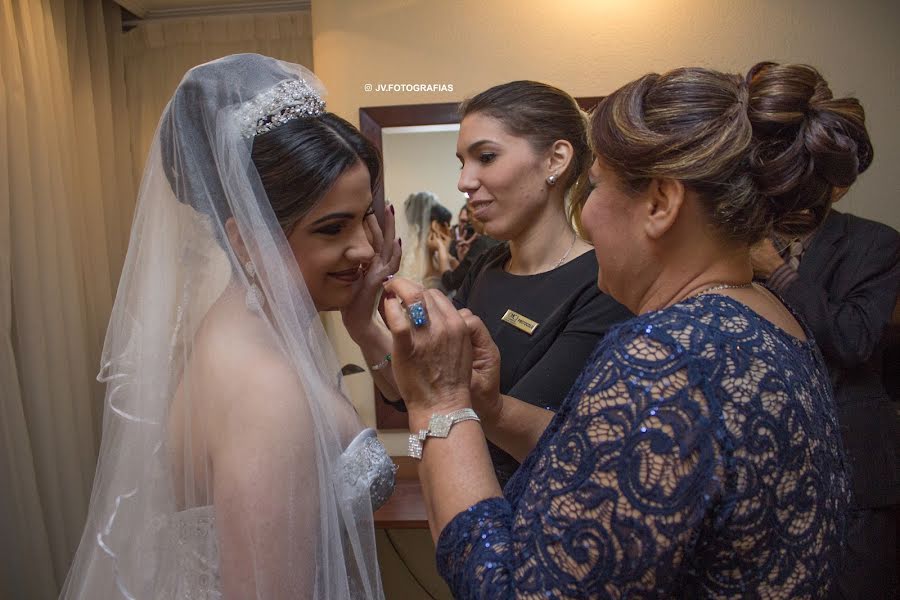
[430,414,452,437]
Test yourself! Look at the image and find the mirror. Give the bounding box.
[360,98,604,429]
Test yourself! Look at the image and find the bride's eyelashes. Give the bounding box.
[315,223,345,235]
[313,206,376,236]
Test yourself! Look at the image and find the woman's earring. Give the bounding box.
[244,260,266,312]
[546,173,559,186]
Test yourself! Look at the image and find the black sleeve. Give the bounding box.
[780,223,900,369]
[506,288,633,407]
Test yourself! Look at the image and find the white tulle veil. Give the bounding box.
[398,191,439,283]
[60,54,384,599]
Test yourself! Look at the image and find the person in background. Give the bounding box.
[437,202,500,295]
[422,202,454,291]
[399,191,453,291]
[383,62,858,598]
[751,111,899,596]
[449,203,470,259]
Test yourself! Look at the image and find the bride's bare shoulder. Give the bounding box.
[190,305,314,446]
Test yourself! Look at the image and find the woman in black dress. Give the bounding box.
[342,81,631,485]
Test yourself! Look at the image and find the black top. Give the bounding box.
[764,210,900,508]
[454,243,633,485]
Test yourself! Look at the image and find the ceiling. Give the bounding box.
[114,0,309,20]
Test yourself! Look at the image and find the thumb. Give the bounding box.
[459,309,495,354]
[383,297,413,354]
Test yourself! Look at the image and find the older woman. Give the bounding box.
[383,62,866,598]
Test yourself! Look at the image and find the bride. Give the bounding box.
[60,54,399,599]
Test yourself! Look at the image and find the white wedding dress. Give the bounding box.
[157,430,395,599]
[61,55,393,599]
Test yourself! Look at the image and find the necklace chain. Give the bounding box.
[696,281,754,296]
[554,232,577,269]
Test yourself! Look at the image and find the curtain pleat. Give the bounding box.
[121,11,313,186]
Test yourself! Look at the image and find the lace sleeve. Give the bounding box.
[436,325,727,598]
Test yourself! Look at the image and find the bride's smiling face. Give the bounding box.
[287,160,376,312]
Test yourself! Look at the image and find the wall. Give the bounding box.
[313,0,898,227]
[313,0,900,454]
[121,11,314,187]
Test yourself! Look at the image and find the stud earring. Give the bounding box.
[244,260,265,312]
[546,174,559,186]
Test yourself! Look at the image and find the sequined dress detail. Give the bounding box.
[436,294,849,599]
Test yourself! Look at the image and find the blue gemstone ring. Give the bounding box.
[406,300,429,328]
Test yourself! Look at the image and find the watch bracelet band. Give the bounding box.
[408,408,480,459]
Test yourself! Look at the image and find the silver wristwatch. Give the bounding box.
[408,408,480,459]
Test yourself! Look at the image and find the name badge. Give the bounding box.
[501,309,539,335]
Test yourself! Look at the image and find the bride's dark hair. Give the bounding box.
[159,67,380,234]
[250,114,381,232]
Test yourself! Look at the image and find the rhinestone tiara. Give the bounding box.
[237,78,325,138]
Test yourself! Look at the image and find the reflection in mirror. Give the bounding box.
[360,103,463,429]
[382,124,465,285]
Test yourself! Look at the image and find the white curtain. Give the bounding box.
[1,1,131,597]
[0,4,312,598]
[120,11,314,186]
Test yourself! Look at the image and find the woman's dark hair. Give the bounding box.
[250,113,381,232]
[460,81,592,230]
[746,62,872,236]
[159,77,380,234]
[430,204,452,227]
[591,63,872,243]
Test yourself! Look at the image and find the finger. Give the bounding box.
[461,312,496,355]
[383,296,409,333]
[425,288,466,335]
[383,297,413,348]
[386,239,401,275]
[365,213,384,256]
[381,203,396,261]
[384,276,425,306]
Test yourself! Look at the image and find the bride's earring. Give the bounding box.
[244,260,266,312]
[546,173,559,186]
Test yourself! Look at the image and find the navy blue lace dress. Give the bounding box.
[436,294,849,598]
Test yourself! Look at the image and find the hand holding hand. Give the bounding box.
[456,230,478,261]
[382,278,473,427]
[457,309,502,425]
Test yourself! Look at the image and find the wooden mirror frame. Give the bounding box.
[360,97,604,430]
